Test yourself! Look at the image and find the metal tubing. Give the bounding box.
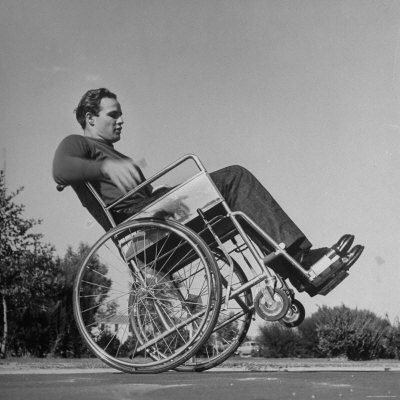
[228,271,270,299]
[229,211,309,278]
[212,305,255,333]
[135,306,207,353]
[107,154,205,211]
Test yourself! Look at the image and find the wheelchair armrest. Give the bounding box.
[107,154,206,211]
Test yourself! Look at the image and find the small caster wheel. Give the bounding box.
[254,287,290,321]
[279,299,305,328]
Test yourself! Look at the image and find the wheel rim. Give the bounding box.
[254,287,290,321]
[279,299,305,328]
[73,219,221,373]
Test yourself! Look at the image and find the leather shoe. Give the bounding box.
[332,234,354,255]
[342,244,364,269]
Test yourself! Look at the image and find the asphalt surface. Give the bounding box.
[1,369,399,400]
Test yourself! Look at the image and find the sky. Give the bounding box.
[1,0,400,331]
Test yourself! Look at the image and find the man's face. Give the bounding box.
[90,97,124,144]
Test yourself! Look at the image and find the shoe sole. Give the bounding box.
[335,234,355,255]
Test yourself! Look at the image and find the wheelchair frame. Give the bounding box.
[69,154,353,373]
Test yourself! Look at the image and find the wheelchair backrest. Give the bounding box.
[56,182,116,231]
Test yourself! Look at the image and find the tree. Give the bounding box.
[0,170,59,357]
[50,243,112,357]
[385,319,400,359]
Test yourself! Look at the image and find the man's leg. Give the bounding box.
[209,165,312,257]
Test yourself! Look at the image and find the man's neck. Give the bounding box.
[83,131,113,147]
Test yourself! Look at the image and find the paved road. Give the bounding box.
[1,370,399,400]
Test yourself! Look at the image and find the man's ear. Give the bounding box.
[86,112,95,126]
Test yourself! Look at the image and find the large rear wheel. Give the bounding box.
[73,219,222,373]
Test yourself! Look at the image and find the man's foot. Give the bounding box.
[267,235,361,293]
[342,244,364,270]
[283,247,332,292]
[333,234,355,255]
[305,244,364,296]
[298,247,329,270]
[298,234,355,270]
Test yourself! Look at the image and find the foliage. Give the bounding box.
[296,317,324,358]
[50,243,111,358]
[257,305,399,360]
[216,312,239,344]
[0,170,59,357]
[257,316,323,358]
[95,331,127,357]
[8,306,54,357]
[0,171,110,358]
[314,305,391,360]
[384,321,400,359]
[258,323,306,358]
[196,312,240,357]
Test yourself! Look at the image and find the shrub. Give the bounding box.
[314,305,391,360]
[297,317,324,358]
[258,323,306,358]
[382,322,400,359]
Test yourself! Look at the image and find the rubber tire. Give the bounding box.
[176,252,253,372]
[73,219,222,374]
[254,287,290,322]
[279,298,305,328]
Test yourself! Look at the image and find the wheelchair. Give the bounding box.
[58,154,363,373]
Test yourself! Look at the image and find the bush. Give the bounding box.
[256,306,399,360]
[297,317,324,358]
[8,307,52,358]
[314,305,391,360]
[381,322,400,359]
[258,323,307,358]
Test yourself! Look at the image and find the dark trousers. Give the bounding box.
[114,165,312,255]
[209,165,312,255]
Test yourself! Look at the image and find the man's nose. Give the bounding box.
[117,116,124,124]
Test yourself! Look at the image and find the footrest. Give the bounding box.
[306,252,342,286]
[307,270,349,297]
[300,244,364,297]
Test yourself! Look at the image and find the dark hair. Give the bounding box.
[74,88,117,129]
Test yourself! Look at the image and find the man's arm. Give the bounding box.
[52,135,104,185]
[100,159,142,193]
[53,135,141,193]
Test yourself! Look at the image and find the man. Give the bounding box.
[53,88,363,291]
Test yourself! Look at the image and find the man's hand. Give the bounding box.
[100,159,142,193]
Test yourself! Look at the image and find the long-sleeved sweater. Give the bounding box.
[53,134,151,229]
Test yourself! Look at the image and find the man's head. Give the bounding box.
[75,88,124,144]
